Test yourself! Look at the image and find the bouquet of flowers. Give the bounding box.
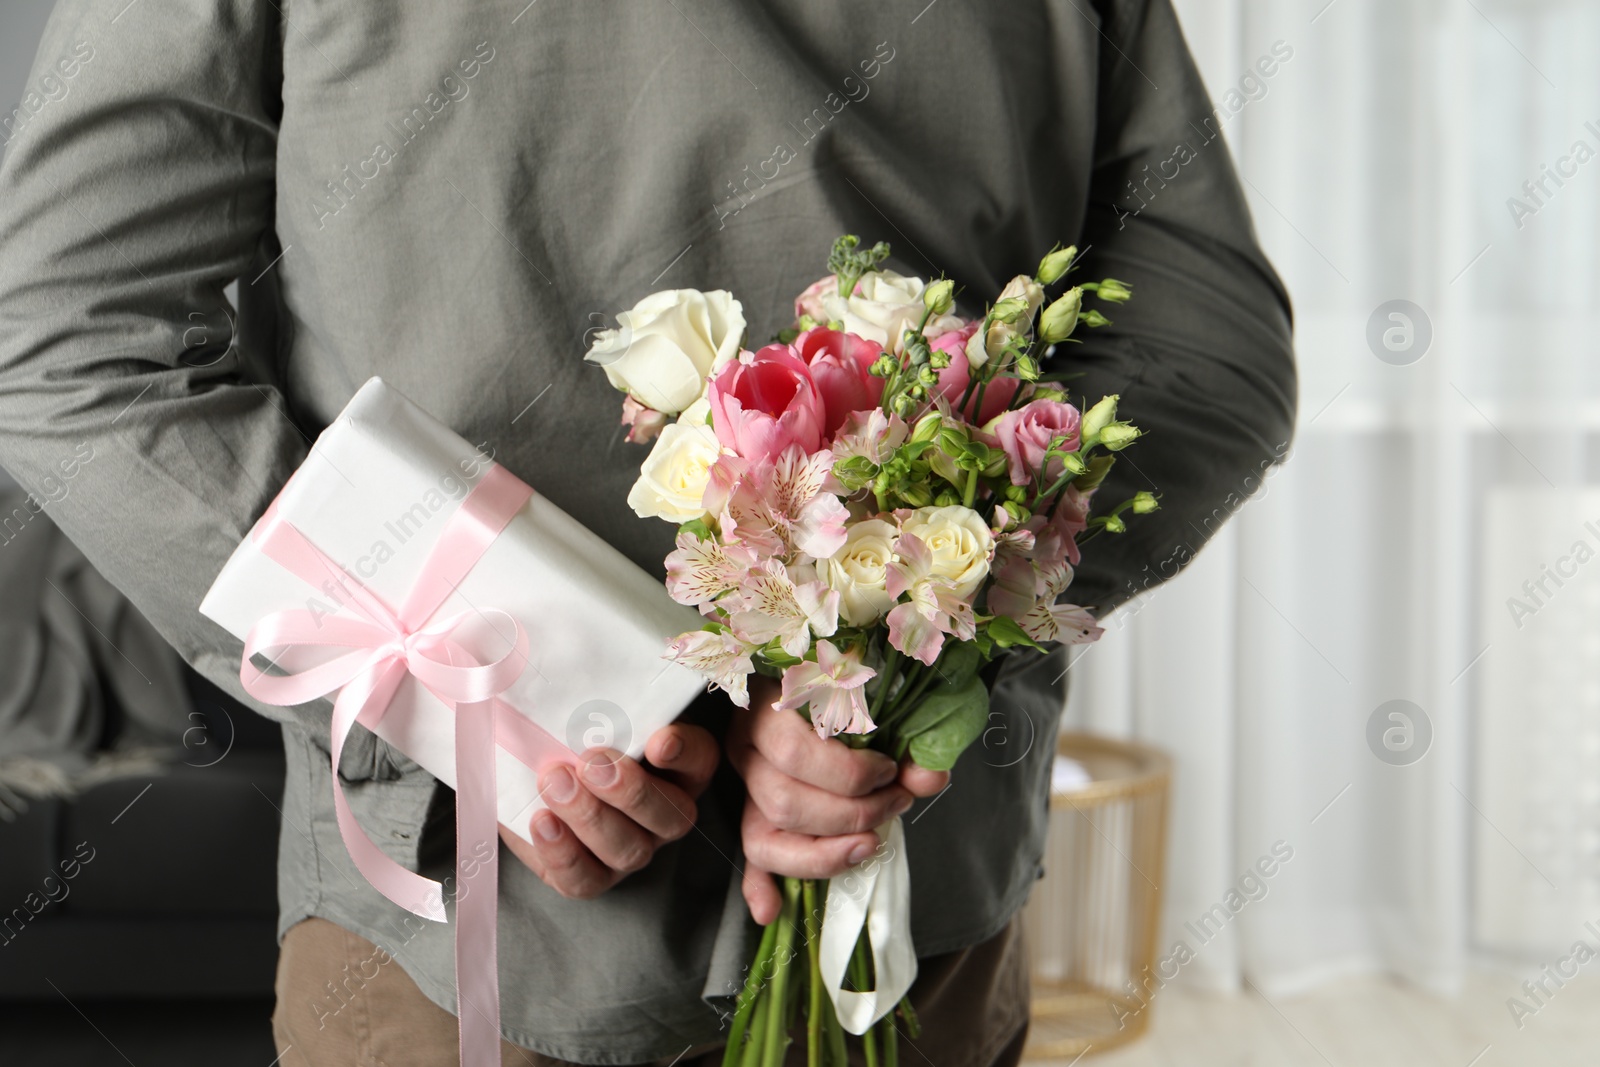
[586,236,1152,1066]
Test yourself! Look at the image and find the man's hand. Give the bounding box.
[730,676,949,924]
[499,722,718,899]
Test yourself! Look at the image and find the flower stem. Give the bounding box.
[849,931,879,1067]
[962,467,978,509]
[868,646,901,725]
[762,879,801,1065]
[723,918,780,1067]
[804,880,823,1067]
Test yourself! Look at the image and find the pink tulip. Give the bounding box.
[707,345,826,462]
[791,328,884,437]
[933,322,1021,423]
[991,399,1082,487]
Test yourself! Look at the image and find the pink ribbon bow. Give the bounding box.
[240,463,559,1067]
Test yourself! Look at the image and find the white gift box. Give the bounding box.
[200,377,706,844]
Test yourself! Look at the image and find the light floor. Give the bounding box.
[1024,971,1600,1067]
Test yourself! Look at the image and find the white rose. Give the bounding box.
[901,506,994,599]
[626,399,722,523]
[821,270,961,353]
[818,519,899,627]
[586,289,745,415]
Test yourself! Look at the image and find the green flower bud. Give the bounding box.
[904,335,932,366]
[990,296,1031,325]
[1101,514,1127,534]
[1081,309,1111,328]
[892,394,917,419]
[1036,244,1078,285]
[1014,352,1040,381]
[923,278,955,316]
[900,482,934,507]
[1081,395,1120,443]
[911,411,943,443]
[937,426,969,455]
[934,489,961,507]
[870,354,897,378]
[1073,454,1116,491]
[1060,451,1089,476]
[909,383,928,400]
[1030,387,1067,404]
[1096,278,1132,303]
[1001,500,1032,527]
[1131,491,1159,514]
[917,365,938,387]
[1039,288,1083,343]
[983,451,1008,478]
[1003,484,1029,503]
[928,347,951,370]
[1099,422,1141,451]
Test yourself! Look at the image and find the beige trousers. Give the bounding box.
[271,915,1030,1067]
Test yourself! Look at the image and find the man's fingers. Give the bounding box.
[741,862,782,925]
[576,749,697,841]
[898,758,951,798]
[740,702,899,797]
[740,801,881,881]
[644,723,720,799]
[742,754,913,836]
[541,763,658,875]
[498,821,615,900]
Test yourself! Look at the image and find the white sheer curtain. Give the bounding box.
[1063,0,1600,997]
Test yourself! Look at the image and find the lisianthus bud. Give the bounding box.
[1102,514,1127,534]
[1060,451,1089,476]
[1081,394,1119,443]
[923,278,955,317]
[1000,500,1032,527]
[1095,278,1132,303]
[1131,490,1159,514]
[1099,422,1141,451]
[1031,387,1067,404]
[1036,245,1078,285]
[1039,288,1083,343]
[911,411,943,443]
[990,296,1031,325]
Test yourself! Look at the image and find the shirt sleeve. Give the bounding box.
[0,1,362,757]
[1063,0,1298,615]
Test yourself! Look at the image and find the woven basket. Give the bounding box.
[1022,732,1172,1060]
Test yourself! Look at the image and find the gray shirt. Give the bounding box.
[0,1,1295,1061]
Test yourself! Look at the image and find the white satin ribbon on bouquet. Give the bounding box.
[817,816,917,1034]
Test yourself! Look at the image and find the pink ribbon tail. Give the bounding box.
[239,463,542,1067]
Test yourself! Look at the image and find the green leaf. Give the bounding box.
[933,640,983,691]
[898,675,990,772]
[986,614,1045,651]
[677,518,713,542]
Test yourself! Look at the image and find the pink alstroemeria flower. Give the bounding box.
[667,630,756,708]
[707,345,825,462]
[884,533,976,665]
[1008,560,1103,646]
[664,532,759,609]
[932,322,1021,424]
[728,559,840,658]
[776,640,878,739]
[831,408,909,468]
[620,395,670,443]
[706,447,850,562]
[791,328,885,437]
